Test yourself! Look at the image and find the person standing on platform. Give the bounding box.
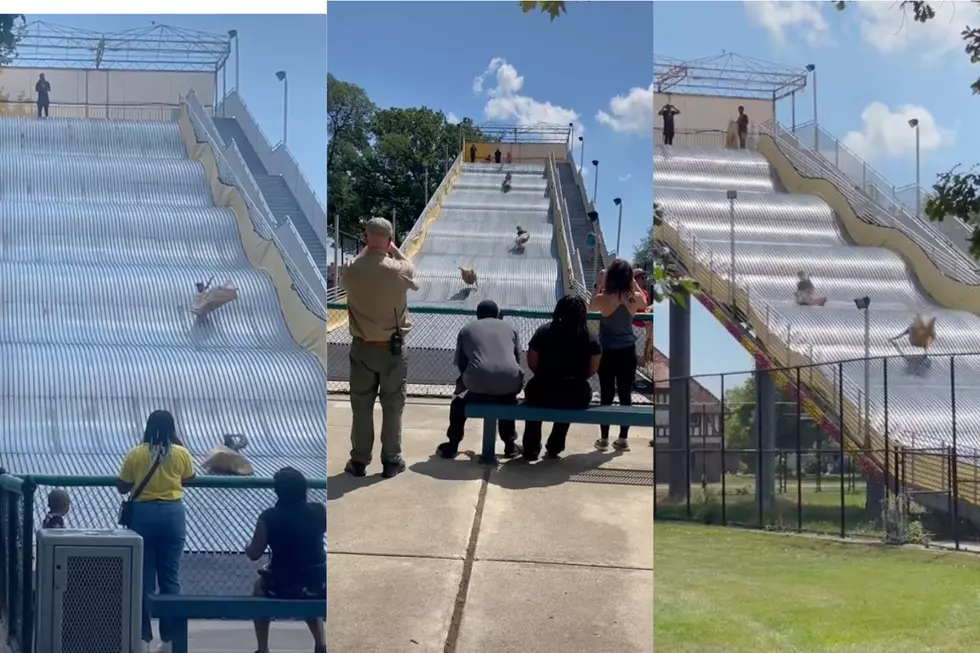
[737,106,749,149]
[35,73,51,119]
[658,103,680,146]
[340,217,419,479]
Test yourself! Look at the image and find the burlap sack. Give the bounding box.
[202,444,255,476]
[459,267,478,286]
[909,314,936,349]
[191,282,239,317]
[725,120,740,149]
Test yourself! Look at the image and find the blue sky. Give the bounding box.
[653,0,980,395]
[327,1,654,260]
[39,14,327,201]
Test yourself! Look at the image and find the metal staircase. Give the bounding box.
[212,117,327,279]
[556,161,604,288]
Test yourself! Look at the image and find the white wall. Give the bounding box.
[655,92,774,139]
[0,67,215,109]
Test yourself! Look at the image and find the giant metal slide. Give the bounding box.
[327,161,563,389]
[655,128,980,518]
[0,115,326,561]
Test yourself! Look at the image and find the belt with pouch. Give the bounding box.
[353,337,390,348]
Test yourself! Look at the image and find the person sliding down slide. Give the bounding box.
[502,172,512,193]
[890,314,937,350]
[795,271,826,306]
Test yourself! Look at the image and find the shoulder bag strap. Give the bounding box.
[130,452,164,502]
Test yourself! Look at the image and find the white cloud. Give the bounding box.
[618,173,632,183]
[472,57,584,134]
[855,1,972,58]
[596,84,654,136]
[745,0,834,46]
[445,112,460,125]
[841,102,954,160]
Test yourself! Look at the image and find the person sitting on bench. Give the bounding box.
[521,295,602,460]
[245,467,326,653]
[437,300,524,460]
[795,271,826,306]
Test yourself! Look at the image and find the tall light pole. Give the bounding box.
[855,296,872,446]
[613,197,623,256]
[806,63,817,149]
[726,189,737,306]
[909,118,921,219]
[578,136,584,174]
[591,159,600,205]
[275,70,288,145]
[228,29,239,93]
[568,122,574,151]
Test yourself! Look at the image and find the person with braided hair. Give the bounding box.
[116,410,195,653]
[521,295,603,459]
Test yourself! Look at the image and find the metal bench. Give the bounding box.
[147,594,326,653]
[465,403,654,463]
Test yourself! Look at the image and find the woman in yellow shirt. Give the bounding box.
[116,410,196,653]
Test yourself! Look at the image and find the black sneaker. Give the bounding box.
[382,459,406,478]
[543,451,561,460]
[314,645,326,653]
[521,450,540,462]
[436,442,459,459]
[502,442,523,459]
[344,460,366,477]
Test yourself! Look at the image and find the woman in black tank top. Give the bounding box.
[245,467,326,653]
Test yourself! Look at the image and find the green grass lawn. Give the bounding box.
[655,523,980,653]
[656,474,881,537]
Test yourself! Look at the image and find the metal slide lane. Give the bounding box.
[327,162,563,390]
[654,145,980,509]
[0,117,326,558]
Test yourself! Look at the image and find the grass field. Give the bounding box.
[656,474,882,537]
[654,523,980,653]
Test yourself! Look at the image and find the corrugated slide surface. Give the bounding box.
[0,117,326,567]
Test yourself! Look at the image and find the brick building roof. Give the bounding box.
[651,347,724,413]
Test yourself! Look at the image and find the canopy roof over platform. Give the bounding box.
[9,20,230,72]
[478,121,571,144]
[654,52,808,101]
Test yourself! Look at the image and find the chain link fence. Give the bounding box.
[0,473,327,653]
[327,303,654,401]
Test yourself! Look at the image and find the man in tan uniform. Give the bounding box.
[340,217,419,478]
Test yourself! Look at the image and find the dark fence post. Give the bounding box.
[685,378,692,519]
[756,371,764,530]
[700,403,708,489]
[652,398,659,520]
[838,363,846,539]
[4,487,17,651]
[20,476,36,653]
[950,356,960,551]
[795,365,803,533]
[720,374,727,527]
[882,357,890,498]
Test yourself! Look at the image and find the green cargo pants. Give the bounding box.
[348,339,407,466]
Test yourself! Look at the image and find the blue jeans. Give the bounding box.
[130,500,186,642]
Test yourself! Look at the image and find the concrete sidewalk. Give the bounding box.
[327,400,654,653]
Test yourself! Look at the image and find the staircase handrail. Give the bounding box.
[550,153,586,286]
[546,151,576,296]
[759,121,979,284]
[402,153,463,249]
[565,150,610,267]
[184,90,326,317]
[798,120,973,236]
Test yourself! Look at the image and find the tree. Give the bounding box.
[0,15,24,67]
[834,1,980,254]
[649,201,696,306]
[519,1,566,20]
[327,75,489,238]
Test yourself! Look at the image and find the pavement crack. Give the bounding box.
[443,465,491,653]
